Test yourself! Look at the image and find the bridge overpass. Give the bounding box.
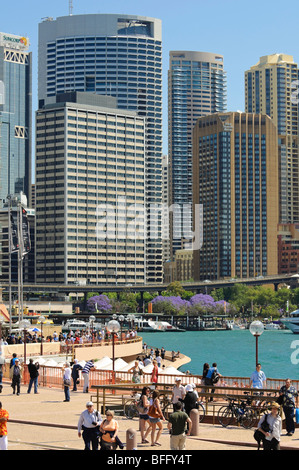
[0,274,298,298]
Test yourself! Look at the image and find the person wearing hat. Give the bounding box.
[183,384,198,417]
[78,401,102,451]
[171,378,186,411]
[9,359,23,396]
[257,402,282,450]
[71,359,83,391]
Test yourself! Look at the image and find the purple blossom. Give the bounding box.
[87,295,112,313]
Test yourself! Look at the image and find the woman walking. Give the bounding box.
[99,410,120,450]
[151,360,159,388]
[144,390,165,447]
[139,387,151,444]
[257,402,282,450]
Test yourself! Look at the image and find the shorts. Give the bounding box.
[139,414,149,420]
[149,417,160,424]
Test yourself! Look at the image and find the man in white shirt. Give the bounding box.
[172,378,186,411]
[78,401,102,450]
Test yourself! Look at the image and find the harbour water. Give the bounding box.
[141,329,299,380]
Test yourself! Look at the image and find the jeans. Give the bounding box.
[27,377,38,394]
[64,386,70,401]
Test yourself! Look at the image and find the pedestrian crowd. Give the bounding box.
[1,343,299,451]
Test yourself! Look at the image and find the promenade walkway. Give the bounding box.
[1,381,299,451]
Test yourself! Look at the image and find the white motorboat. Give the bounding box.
[281,310,299,334]
[226,320,246,330]
[264,322,280,331]
[63,319,87,330]
[133,318,185,332]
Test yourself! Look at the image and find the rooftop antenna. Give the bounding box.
[69,0,73,16]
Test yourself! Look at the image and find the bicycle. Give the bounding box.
[160,394,206,424]
[218,396,255,429]
[123,394,140,419]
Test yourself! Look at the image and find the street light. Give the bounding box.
[249,320,264,366]
[107,320,120,384]
[89,315,96,344]
[39,316,46,356]
[19,319,31,366]
[119,315,125,340]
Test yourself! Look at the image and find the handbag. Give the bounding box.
[148,404,161,419]
[63,379,71,387]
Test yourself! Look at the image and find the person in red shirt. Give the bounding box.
[0,402,9,450]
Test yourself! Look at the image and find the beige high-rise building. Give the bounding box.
[193,112,279,280]
[245,54,299,223]
[35,92,146,285]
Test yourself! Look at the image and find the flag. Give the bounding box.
[21,207,31,255]
[10,212,19,254]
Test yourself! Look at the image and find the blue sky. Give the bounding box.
[2,0,299,156]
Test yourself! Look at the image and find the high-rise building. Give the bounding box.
[193,112,279,280]
[0,32,32,206]
[168,51,227,256]
[245,54,299,223]
[35,92,146,286]
[38,14,163,283]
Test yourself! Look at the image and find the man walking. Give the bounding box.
[9,359,22,395]
[78,401,102,450]
[279,378,299,436]
[0,402,9,450]
[167,401,192,450]
[82,359,95,393]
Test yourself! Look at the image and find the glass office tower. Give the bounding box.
[168,51,227,256]
[0,32,32,206]
[38,14,163,283]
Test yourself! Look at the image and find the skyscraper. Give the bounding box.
[38,14,163,283]
[0,32,32,205]
[193,112,279,280]
[168,51,227,256]
[245,54,299,223]
[35,92,146,285]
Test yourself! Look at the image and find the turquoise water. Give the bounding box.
[140,329,299,380]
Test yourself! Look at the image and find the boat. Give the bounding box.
[62,319,87,331]
[264,322,280,331]
[226,320,246,330]
[281,310,299,333]
[133,318,185,332]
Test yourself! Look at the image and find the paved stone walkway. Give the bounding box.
[1,381,298,451]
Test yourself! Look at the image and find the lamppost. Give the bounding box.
[19,319,31,366]
[0,317,4,342]
[119,315,125,340]
[89,315,96,344]
[249,320,264,366]
[39,315,46,356]
[107,320,120,384]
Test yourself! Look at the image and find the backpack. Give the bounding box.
[253,414,270,450]
[211,370,220,384]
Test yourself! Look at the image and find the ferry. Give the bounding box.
[281,310,299,334]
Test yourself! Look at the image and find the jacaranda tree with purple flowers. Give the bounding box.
[87,295,112,314]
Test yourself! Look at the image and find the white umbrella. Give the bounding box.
[98,358,128,371]
[94,357,112,369]
[162,366,185,376]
